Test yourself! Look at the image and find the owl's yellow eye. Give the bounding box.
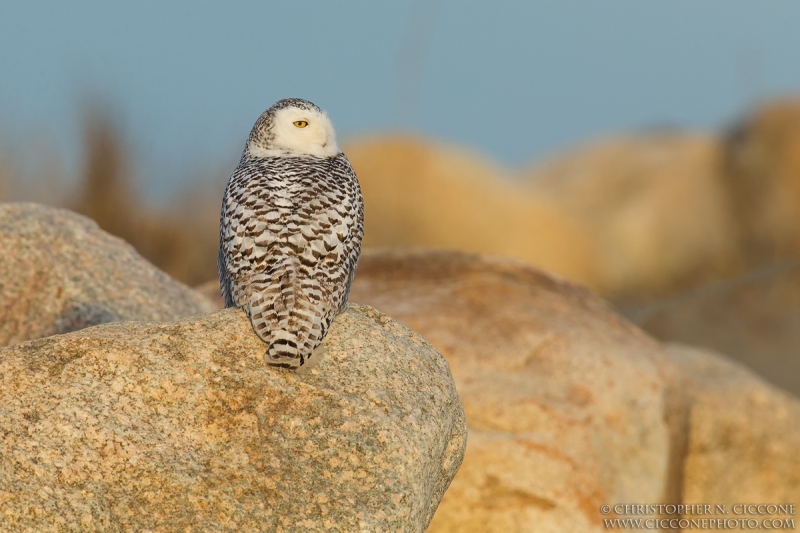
[293,120,309,128]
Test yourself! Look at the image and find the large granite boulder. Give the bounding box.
[350,250,688,532]
[349,250,800,532]
[0,304,467,532]
[0,202,217,347]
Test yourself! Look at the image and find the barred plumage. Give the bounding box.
[218,99,364,369]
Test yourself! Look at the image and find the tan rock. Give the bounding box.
[666,343,800,508]
[723,97,800,265]
[349,250,688,532]
[0,202,217,346]
[0,304,466,532]
[627,258,800,396]
[344,136,600,288]
[525,133,740,302]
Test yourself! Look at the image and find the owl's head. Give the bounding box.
[246,98,340,158]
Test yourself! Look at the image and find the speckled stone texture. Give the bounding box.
[0,202,217,347]
[349,249,688,533]
[0,305,467,532]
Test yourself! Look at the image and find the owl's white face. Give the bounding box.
[248,105,340,158]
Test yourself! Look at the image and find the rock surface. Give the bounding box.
[525,133,739,303]
[667,343,800,509]
[722,97,800,267]
[0,202,217,347]
[350,250,800,532]
[627,257,800,396]
[350,250,688,532]
[0,304,467,532]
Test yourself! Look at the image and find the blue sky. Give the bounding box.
[2,1,800,196]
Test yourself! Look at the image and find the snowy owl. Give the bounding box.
[218,98,364,369]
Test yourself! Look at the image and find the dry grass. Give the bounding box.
[0,112,223,287]
[71,114,224,286]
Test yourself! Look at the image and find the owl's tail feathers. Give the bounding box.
[265,330,305,369]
